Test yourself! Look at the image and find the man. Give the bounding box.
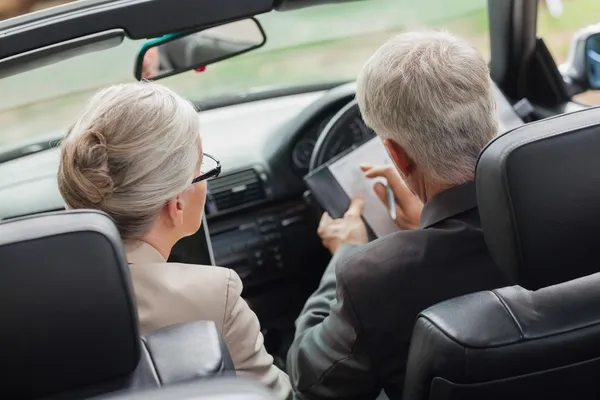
[286,31,512,400]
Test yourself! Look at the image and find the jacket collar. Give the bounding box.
[125,241,166,264]
[418,181,478,229]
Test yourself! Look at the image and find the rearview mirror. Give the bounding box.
[586,33,600,89]
[135,18,266,81]
[560,24,600,94]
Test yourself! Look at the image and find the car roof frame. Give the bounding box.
[0,0,273,60]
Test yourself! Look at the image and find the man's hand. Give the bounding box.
[360,164,424,230]
[317,198,368,254]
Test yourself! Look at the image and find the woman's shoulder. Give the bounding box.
[130,261,242,296]
[170,262,240,284]
[128,262,242,335]
[166,261,230,274]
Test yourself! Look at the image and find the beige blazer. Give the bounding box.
[126,241,291,400]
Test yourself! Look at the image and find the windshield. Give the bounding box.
[0,0,488,147]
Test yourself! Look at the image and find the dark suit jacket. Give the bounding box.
[286,181,512,400]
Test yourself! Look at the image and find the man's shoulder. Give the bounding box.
[336,216,489,294]
[337,228,428,281]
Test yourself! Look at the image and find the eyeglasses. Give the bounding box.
[192,153,221,183]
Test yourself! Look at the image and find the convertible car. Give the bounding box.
[2,0,600,399]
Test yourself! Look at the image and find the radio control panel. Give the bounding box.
[209,201,323,288]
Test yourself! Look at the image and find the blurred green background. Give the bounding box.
[0,0,598,146]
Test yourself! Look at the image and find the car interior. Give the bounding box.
[99,378,277,400]
[403,105,600,400]
[0,210,235,399]
[2,0,600,399]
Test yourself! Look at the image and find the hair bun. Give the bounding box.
[62,130,115,206]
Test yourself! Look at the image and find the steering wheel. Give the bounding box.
[308,99,375,172]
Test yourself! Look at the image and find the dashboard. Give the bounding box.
[290,106,372,173]
[0,80,522,364]
[290,109,334,171]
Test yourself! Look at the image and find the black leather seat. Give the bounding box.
[97,377,276,400]
[0,210,234,399]
[403,107,600,400]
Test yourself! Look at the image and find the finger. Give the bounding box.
[320,211,333,226]
[318,212,331,233]
[363,164,395,180]
[359,164,373,172]
[320,216,340,231]
[364,165,414,204]
[344,197,365,218]
[319,222,340,240]
[373,182,388,207]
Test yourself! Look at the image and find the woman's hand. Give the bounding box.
[317,197,368,254]
[360,164,423,230]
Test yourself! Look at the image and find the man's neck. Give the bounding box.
[422,181,455,203]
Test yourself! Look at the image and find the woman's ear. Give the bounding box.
[165,196,185,227]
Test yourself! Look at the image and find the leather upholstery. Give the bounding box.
[403,275,600,400]
[404,109,600,399]
[477,106,600,289]
[0,210,139,399]
[136,321,235,387]
[97,377,275,400]
[0,210,234,399]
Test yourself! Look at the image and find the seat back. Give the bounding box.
[403,107,600,400]
[0,210,234,399]
[0,210,139,399]
[403,276,600,400]
[477,106,600,290]
[97,377,275,400]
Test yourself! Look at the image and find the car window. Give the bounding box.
[0,0,489,148]
[537,0,600,105]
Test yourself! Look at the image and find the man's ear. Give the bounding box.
[165,196,185,227]
[383,138,414,177]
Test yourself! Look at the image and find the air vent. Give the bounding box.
[206,169,266,214]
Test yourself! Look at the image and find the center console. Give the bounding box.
[170,200,324,288]
[209,201,324,289]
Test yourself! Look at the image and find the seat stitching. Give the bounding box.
[141,338,163,386]
[491,289,524,340]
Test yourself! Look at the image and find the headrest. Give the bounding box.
[477,106,600,290]
[0,210,140,398]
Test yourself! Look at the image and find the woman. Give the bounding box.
[57,82,291,399]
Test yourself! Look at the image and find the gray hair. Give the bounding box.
[58,82,200,242]
[356,31,498,185]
